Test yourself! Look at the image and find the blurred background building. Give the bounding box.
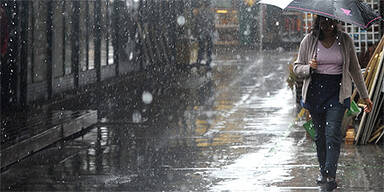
[1,0,383,110]
[0,0,191,110]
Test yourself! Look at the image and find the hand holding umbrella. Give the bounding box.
[310,48,319,72]
[309,58,318,71]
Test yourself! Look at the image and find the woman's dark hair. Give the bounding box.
[312,15,339,40]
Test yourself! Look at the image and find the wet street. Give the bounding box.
[1,50,384,191]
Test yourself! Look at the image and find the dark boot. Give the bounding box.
[316,175,327,185]
[326,178,337,191]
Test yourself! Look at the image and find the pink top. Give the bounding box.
[316,41,343,75]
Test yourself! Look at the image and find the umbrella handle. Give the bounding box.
[314,48,319,59]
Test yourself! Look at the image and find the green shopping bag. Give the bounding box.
[302,101,360,141]
[303,119,316,140]
[346,100,361,117]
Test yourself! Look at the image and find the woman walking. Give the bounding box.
[293,15,373,191]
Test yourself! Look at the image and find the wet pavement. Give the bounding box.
[1,49,384,191]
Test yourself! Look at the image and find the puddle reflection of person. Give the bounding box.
[293,15,372,191]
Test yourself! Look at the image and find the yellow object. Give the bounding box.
[345,128,355,144]
[245,0,255,6]
[296,108,306,121]
[216,9,228,14]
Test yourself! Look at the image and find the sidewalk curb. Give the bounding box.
[0,110,97,170]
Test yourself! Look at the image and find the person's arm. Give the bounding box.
[347,35,373,112]
[293,34,312,79]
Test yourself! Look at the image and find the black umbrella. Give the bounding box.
[259,0,382,29]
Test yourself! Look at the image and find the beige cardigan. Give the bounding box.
[293,31,369,104]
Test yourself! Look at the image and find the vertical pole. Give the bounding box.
[72,1,80,88]
[112,0,120,73]
[259,4,264,52]
[95,0,101,82]
[20,1,29,106]
[0,2,3,112]
[85,1,89,71]
[47,0,53,99]
[0,2,3,113]
[62,1,66,76]
[138,0,144,70]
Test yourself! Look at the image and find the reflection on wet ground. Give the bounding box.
[1,49,384,191]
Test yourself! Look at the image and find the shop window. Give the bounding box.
[27,1,33,83]
[108,39,114,65]
[107,0,114,65]
[79,1,87,71]
[88,1,95,70]
[353,34,359,40]
[116,0,136,64]
[52,0,64,78]
[101,0,108,66]
[64,1,72,75]
[32,1,48,82]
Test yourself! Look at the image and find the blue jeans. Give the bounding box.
[309,104,346,178]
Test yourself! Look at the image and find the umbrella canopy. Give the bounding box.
[259,0,382,29]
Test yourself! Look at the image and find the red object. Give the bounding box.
[297,18,301,31]
[1,6,9,56]
[285,18,289,31]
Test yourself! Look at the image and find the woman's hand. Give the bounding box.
[363,98,373,113]
[309,59,318,70]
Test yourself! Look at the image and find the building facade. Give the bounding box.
[0,0,192,111]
